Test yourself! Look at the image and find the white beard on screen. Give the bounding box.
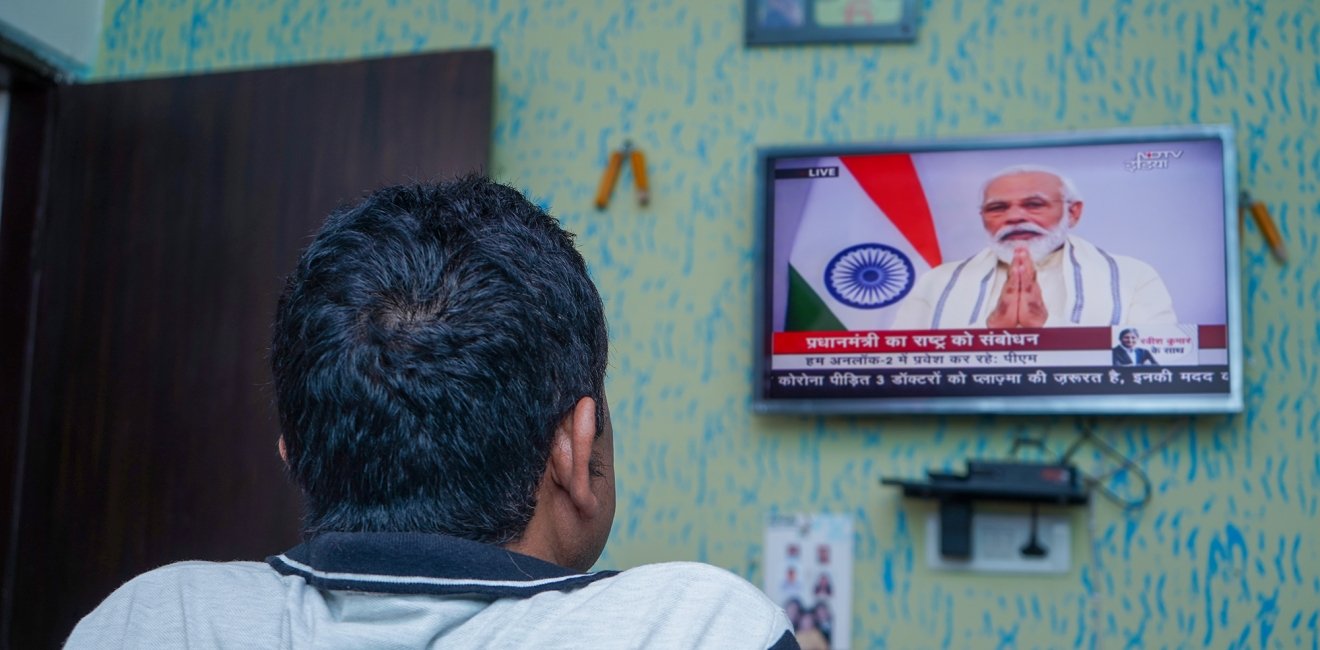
[991,218,1070,264]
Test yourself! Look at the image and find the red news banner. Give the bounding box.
[770,327,1224,356]
[766,325,1230,398]
[773,326,1225,355]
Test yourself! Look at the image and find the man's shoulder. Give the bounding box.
[911,248,996,293]
[617,560,759,585]
[567,562,794,648]
[1075,237,1161,274]
[121,559,283,590]
[931,247,996,274]
[78,559,286,614]
[609,561,772,601]
[83,560,274,592]
[67,561,289,648]
[613,562,792,629]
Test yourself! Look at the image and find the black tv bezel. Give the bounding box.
[752,125,1243,416]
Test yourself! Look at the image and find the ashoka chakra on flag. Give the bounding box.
[824,243,915,309]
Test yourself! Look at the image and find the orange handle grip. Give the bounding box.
[630,149,650,206]
[594,151,625,210]
[1249,201,1287,264]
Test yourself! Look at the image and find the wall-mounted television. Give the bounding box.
[754,125,1242,415]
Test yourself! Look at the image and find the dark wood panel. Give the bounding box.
[0,64,56,648]
[8,49,493,648]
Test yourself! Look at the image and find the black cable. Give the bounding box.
[1061,416,1193,511]
[1020,502,1049,557]
[1008,417,1189,511]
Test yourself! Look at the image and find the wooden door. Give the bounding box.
[3,49,493,648]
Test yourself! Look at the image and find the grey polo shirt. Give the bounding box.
[67,532,799,649]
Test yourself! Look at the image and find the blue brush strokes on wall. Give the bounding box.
[91,0,1319,647]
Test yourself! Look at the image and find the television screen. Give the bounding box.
[754,126,1242,414]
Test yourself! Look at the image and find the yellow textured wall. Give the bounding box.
[94,1,1319,647]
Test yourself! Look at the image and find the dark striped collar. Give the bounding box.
[267,532,618,598]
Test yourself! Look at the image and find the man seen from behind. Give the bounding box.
[68,177,798,649]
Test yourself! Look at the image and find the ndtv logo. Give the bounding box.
[1125,149,1184,172]
[1136,150,1184,160]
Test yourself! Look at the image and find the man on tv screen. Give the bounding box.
[891,166,1178,329]
[1112,328,1159,366]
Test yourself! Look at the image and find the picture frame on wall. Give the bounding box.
[745,0,920,46]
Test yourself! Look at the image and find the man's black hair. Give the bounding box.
[271,176,608,545]
[1119,328,1139,340]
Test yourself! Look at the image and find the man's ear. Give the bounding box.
[1067,200,1083,227]
[278,436,288,465]
[548,397,601,517]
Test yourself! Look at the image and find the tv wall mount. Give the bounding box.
[881,460,1090,559]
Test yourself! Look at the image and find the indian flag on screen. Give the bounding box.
[784,154,944,331]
